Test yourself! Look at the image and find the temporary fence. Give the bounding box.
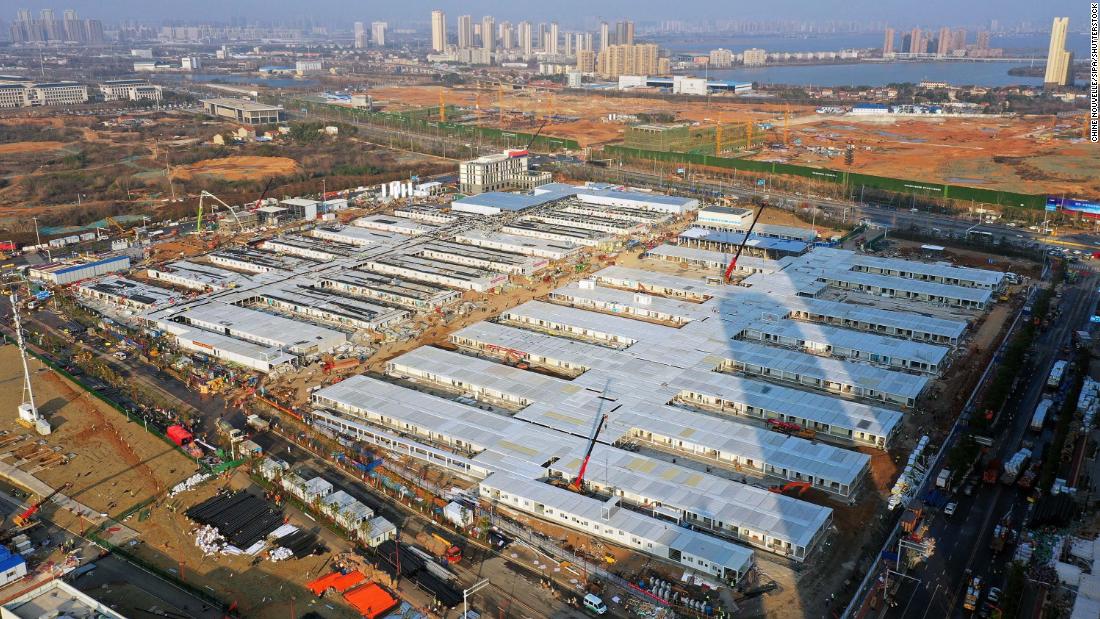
[603,145,1047,210]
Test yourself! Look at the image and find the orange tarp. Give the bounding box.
[307,570,366,596]
[343,582,398,619]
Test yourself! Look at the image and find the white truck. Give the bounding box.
[1048,360,1068,389]
[1030,399,1053,432]
[1001,448,1032,485]
[935,468,952,489]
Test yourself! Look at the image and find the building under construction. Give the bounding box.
[624,122,754,155]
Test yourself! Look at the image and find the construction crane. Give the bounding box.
[722,202,768,283]
[253,178,276,210]
[498,84,505,127]
[524,118,550,152]
[439,88,446,123]
[8,287,49,435]
[783,105,790,147]
[745,121,754,150]
[196,190,245,234]
[12,482,72,527]
[568,413,608,492]
[714,119,723,156]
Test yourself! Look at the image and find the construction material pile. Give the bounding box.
[371,540,462,607]
[185,490,324,559]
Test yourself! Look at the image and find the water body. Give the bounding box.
[656,32,1090,57]
[702,60,1046,87]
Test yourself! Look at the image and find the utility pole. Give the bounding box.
[463,579,490,619]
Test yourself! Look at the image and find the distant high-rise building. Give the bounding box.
[709,48,734,67]
[936,26,951,56]
[976,30,990,50]
[563,32,573,56]
[371,21,387,47]
[743,47,767,66]
[952,28,966,52]
[576,49,595,73]
[882,27,894,55]
[9,8,103,44]
[519,21,532,58]
[481,16,494,53]
[457,15,473,49]
[614,20,634,45]
[1043,17,1072,86]
[354,21,367,49]
[581,33,593,52]
[599,22,609,51]
[548,22,559,55]
[500,21,513,49]
[536,23,546,50]
[908,28,923,54]
[431,10,447,52]
[596,42,658,77]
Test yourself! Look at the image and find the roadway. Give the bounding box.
[881,268,1098,618]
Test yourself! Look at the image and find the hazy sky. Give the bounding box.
[7,0,1087,27]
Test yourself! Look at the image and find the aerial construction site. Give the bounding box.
[0,155,1031,618]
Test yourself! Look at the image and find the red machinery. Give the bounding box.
[13,482,72,527]
[569,414,608,492]
[723,202,768,282]
[770,481,814,496]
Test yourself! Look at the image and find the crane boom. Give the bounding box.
[569,414,608,491]
[525,118,550,151]
[723,201,768,283]
[13,482,71,526]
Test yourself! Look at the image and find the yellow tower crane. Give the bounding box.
[745,121,753,150]
[715,122,722,156]
[498,84,505,128]
[439,88,446,123]
[783,105,790,147]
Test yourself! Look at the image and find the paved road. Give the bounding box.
[881,268,1098,618]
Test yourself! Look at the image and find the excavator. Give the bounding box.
[12,482,72,527]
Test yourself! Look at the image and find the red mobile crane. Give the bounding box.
[569,414,608,492]
[12,482,72,527]
[723,202,768,283]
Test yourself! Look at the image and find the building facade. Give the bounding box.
[1043,17,1072,86]
[596,43,659,78]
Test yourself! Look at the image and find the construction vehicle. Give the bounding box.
[769,481,812,497]
[723,202,768,283]
[568,414,608,492]
[322,357,360,374]
[900,500,924,535]
[196,190,246,234]
[935,468,952,489]
[982,458,1002,484]
[765,419,815,440]
[990,516,1014,554]
[9,288,50,435]
[1001,449,1031,485]
[962,575,983,611]
[253,178,276,211]
[12,482,72,527]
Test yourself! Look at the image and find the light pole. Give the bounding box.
[463,578,490,619]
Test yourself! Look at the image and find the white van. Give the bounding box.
[583,593,608,615]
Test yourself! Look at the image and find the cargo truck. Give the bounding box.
[963,576,983,612]
[1000,448,1032,485]
[1048,360,1068,389]
[1030,399,1053,432]
[935,469,952,489]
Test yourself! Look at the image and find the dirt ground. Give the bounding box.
[0,344,195,547]
[749,115,1099,196]
[0,141,68,155]
[368,85,809,147]
[171,156,301,182]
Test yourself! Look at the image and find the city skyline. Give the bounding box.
[2,1,1089,29]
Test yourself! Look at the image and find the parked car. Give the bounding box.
[944,502,958,516]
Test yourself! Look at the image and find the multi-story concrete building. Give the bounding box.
[457,14,474,48]
[431,9,447,52]
[709,48,734,67]
[354,21,367,49]
[481,16,494,53]
[371,21,387,46]
[742,48,766,66]
[459,150,550,194]
[596,43,659,78]
[548,21,559,55]
[99,79,162,102]
[576,50,595,73]
[518,21,533,58]
[1043,17,1072,86]
[25,81,88,106]
[201,98,285,125]
[883,27,894,55]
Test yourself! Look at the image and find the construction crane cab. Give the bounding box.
[12,482,72,527]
